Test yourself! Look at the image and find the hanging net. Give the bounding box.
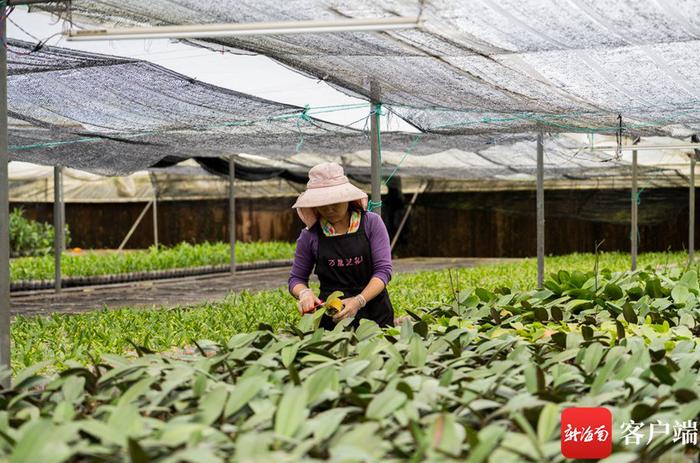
[61,0,700,137]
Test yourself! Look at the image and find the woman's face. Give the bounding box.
[316,202,349,223]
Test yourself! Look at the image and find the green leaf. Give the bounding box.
[475,288,494,302]
[591,356,619,396]
[118,377,156,406]
[604,283,623,300]
[465,425,505,463]
[11,420,74,463]
[680,270,699,291]
[582,343,604,374]
[330,423,383,462]
[533,307,548,322]
[631,403,655,422]
[524,364,543,394]
[225,375,265,418]
[304,366,339,404]
[281,344,299,369]
[406,336,428,368]
[196,386,228,425]
[308,408,351,441]
[429,413,465,457]
[650,364,675,386]
[671,284,691,304]
[366,389,407,420]
[274,385,308,438]
[159,423,207,447]
[128,438,151,463]
[537,403,559,444]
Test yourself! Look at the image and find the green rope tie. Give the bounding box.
[636,187,645,205]
[384,133,422,186]
[368,200,383,212]
[295,105,311,153]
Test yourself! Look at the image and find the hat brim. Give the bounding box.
[292,182,368,209]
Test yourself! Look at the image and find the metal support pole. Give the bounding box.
[536,131,545,289]
[60,170,65,251]
[631,146,638,270]
[0,11,10,383]
[229,156,236,275]
[690,136,698,266]
[370,81,382,216]
[53,165,63,292]
[151,175,158,248]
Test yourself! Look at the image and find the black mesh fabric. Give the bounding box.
[62,0,700,136]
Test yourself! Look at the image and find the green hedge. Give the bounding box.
[9,208,70,258]
[10,241,296,282]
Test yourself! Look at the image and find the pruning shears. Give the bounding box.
[302,300,325,314]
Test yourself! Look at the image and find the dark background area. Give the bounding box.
[11,187,693,256]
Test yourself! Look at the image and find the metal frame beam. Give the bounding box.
[631,149,638,270]
[0,10,9,383]
[691,135,699,266]
[53,165,63,292]
[370,81,382,216]
[66,17,421,41]
[536,130,545,288]
[229,156,236,275]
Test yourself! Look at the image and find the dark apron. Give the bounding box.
[314,211,394,329]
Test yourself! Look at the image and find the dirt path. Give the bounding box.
[10,257,517,317]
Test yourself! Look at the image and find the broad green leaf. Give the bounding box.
[197,386,228,425]
[429,413,464,457]
[11,420,74,463]
[308,408,351,440]
[304,366,339,404]
[465,425,505,463]
[128,438,150,463]
[582,342,604,374]
[537,403,559,444]
[224,376,265,418]
[591,356,620,396]
[671,284,691,304]
[274,385,308,438]
[159,423,208,447]
[118,377,156,406]
[107,403,143,440]
[406,336,428,368]
[281,344,299,369]
[366,389,407,420]
[330,423,384,462]
[680,270,699,291]
[60,376,85,403]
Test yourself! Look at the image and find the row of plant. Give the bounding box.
[9,251,689,371]
[10,241,296,282]
[9,208,70,258]
[2,259,700,461]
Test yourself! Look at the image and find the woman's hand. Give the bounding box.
[332,297,362,322]
[298,290,322,315]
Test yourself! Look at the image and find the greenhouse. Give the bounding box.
[1,1,700,461]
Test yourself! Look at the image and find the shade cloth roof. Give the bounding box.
[64,0,700,137]
[7,38,530,174]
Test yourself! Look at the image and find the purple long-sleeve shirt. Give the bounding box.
[288,212,393,294]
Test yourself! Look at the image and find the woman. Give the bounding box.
[288,162,394,329]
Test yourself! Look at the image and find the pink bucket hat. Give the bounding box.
[292,162,368,228]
